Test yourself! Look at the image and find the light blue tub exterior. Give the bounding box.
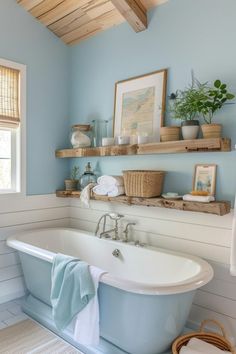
[19,251,195,354]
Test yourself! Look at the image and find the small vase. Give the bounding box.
[201,123,222,139]
[181,120,199,140]
[160,126,180,142]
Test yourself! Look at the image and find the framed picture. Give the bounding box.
[113,69,167,142]
[193,164,217,196]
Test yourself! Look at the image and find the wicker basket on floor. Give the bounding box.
[172,319,235,354]
[123,170,165,198]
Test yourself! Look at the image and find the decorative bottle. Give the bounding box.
[79,162,97,189]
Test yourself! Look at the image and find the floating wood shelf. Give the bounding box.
[55,138,231,158]
[56,190,231,216]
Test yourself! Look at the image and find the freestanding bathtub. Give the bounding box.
[7,228,213,354]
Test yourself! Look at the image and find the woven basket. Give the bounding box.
[172,319,235,354]
[123,170,165,198]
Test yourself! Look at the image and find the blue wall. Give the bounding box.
[0,0,69,195]
[1,0,235,201]
[69,0,236,203]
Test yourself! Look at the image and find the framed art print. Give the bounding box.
[113,69,167,142]
[193,164,217,196]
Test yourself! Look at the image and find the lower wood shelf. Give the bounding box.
[56,190,231,216]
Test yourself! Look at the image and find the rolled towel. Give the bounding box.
[187,338,231,354]
[93,184,125,197]
[93,184,110,196]
[108,185,125,197]
[97,175,124,186]
[183,194,215,203]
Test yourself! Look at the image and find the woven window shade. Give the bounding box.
[0,65,20,128]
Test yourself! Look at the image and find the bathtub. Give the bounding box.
[7,228,213,354]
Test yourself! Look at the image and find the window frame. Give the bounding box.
[0,58,26,198]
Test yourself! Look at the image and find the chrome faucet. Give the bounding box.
[95,213,124,240]
[123,222,136,242]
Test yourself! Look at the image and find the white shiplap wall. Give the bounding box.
[1,195,235,342]
[0,194,70,304]
[69,199,236,343]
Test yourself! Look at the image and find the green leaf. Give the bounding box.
[214,80,221,88]
[220,84,226,89]
[226,93,235,99]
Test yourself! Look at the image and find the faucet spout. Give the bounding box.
[95,214,106,236]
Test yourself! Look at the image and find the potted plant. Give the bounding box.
[197,80,235,138]
[64,166,79,191]
[170,83,206,140]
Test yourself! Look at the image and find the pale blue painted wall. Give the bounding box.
[0,0,69,195]
[69,0,236,204]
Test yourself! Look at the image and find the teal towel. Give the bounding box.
[51,253,95,331]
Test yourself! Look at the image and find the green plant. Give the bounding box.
[197,80,235,124]
[170,81,207,121]
[71,166,79,180]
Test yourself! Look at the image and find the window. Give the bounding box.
[0,59,26,195]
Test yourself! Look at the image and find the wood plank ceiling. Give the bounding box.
[16,0,167,45]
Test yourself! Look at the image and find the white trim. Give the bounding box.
[11,129,17,191]
[0,58,26,198]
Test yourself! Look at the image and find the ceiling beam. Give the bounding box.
[111,0,147,32]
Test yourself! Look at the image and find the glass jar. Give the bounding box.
[79,162,97,189]
[91,120,108,147]
[70,125,92,148]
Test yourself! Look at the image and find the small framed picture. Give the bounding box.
[113,69,167,142]
[193,164,217,196]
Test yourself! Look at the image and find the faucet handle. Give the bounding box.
[108,213,124,220]
[123,222,136,242]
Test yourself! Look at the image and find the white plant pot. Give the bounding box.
[181,125,199,140]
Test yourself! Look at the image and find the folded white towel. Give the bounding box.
[93,184,125,197]
[97,175,124,186]
[74,266,107,346]
[187,338,231,354]
[183,194,215,203]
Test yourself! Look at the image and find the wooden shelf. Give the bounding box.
[56,190,231,216]
[55,138,231,158]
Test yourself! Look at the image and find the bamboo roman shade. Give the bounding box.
[0,65,20,128]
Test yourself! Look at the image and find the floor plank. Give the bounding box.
[0,319,81,354]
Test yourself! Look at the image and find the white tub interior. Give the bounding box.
[7,227,213,294]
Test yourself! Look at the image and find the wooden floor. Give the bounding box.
[0,319,81,354]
